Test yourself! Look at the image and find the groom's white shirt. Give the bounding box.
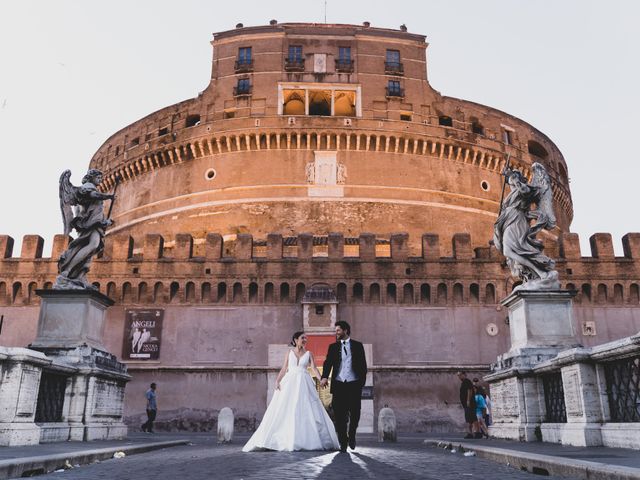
[335,338,357,382]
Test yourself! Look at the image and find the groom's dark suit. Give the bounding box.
[322,339,367,450]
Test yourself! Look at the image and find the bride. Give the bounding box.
[242,331,339,452]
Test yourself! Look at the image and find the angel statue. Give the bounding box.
[493,162,560,291]
[54,169,116,290]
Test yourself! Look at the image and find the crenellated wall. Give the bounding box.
[1,232,639,308]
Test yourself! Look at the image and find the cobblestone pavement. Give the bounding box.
[34,435,576,480]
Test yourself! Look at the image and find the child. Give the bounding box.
[474,386,489,438]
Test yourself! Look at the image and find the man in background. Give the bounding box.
[141,382,157,433]
[457,371,476,439]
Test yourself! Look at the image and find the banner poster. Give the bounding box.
[122,309,163,360]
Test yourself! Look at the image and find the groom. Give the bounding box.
[320,321,367,452]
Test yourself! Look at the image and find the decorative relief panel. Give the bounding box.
[17,369,40,416]
[92,380,125,417]
[306,151,345,197]
[563,371,583,417]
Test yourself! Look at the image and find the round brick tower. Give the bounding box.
[90,22,572,254]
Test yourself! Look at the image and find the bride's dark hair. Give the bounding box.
[290,331,305,347]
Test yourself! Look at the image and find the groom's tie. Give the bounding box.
[342,340,347,356]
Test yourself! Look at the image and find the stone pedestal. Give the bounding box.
[31,289,114,350]
[0,347,51,446]
[487,289,578,441]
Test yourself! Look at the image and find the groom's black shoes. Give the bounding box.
[348,437,356,450]
[339,442,348,453]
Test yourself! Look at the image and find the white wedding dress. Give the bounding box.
[242,350,339,452]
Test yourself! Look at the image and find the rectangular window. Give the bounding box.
[236,78,251,95]
[503,129,512,145]
[238,47,252,64]
[386,49,400,65]
[387,80,402,96]
[338,47,351,62]
[288,45,303,61]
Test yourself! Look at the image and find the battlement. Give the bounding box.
[1,232,639,262]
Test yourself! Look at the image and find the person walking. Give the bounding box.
[457,371,476,439]
[141,382,157,433]
[320,321,368,452]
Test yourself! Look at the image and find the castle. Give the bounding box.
[1,22,638,432]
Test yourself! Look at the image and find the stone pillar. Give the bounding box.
[0,347,51,446]
[538,349,604,446]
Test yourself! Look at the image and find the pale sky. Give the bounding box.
[1,0,638,256]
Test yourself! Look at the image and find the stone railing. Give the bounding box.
[488,331,640,449]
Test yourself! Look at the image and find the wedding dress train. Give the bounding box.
[242,350,339,451]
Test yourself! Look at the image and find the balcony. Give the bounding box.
[335,59,354,73]
[386,87,404,98]
[384,61,404,76]
[284,58,305,72]
[233,85,252,97]
[234,59,254,73]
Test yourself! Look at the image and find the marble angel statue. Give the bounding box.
[54,169,116,290]
[493,162,560,290]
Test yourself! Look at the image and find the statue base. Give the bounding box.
[486,289,579,442]
[0,290,129,446]
[31,289,114,350]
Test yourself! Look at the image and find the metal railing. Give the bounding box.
[385,61,404,75]
[35,371,67,423]
[335,59,354,73]
[234,59,254,73]
[386,86,404,98]
[604,355,640,422]
[284,58,305,71]
[542,372,567,423]
[233,85,252,97]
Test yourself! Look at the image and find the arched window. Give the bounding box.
[403,283,414,304]
[337,283,347,303]
[280,283,290,303]
[249,282,258,303]
[527,140,549,159]
[153,282,164,303]
[201,282,211,303]
[485,284,496,304]
[122,282,133,304]
[185,282,196,303]
[613,284,624,304]
[295,283,306,303]
[217,282,227,303]
[437,283,447,305]
[353,283,363,303]
[420,284,431,304]
[386,283,397,304]
[170,282,180,303]
[369,283,381,304]
[138,282,148,303]
[12,282,22,304]
[581,283,592,303]
[470,283,480,304]
[27,282,38,304]
[630,284,640,304]
[597,284,608,304]
[453,283,464,304]
[233,282,243,303]
[107,282,117,300]
[264,282,274,303]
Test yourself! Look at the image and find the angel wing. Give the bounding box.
[530,162,556,230]
[59,170,79,236]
